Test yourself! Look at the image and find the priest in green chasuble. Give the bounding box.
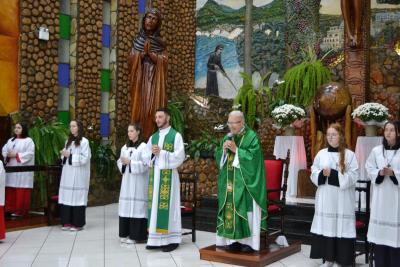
[215,110,267,252]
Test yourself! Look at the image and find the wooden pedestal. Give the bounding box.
[199,240,301,267]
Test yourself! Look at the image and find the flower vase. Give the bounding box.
[284,126,295,136]
[364,125,377,137]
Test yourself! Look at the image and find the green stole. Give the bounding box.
[148,128,177,233]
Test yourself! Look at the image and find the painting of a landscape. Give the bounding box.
[195,0,286,99]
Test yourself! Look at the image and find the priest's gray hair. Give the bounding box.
[229,110,245,122]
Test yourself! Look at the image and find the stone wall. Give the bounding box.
[330,48,400,120]
[369,48,400,119]
[185,96,232,141]
[75,0,103,139]
[19,0,60,122]
[152,0,196,99]
[115,0,139,139]
[179,158,218,199]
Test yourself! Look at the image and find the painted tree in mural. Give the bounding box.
[244,0,253,75]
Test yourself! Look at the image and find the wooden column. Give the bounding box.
[343,0,370,108]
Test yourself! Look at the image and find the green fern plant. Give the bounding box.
[278,46,332,107]
[233,72,271,128]
[28,118,69,206]
[89,140,118,189]
[167,101,185,135]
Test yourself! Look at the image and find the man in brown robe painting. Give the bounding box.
[129,8,167,140]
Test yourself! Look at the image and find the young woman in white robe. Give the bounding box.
[309,123,359,267]
[365,121,400,267]
[117,123,149,244]
[1,122,35,217]
[0,158,6,240]
[58,120,91,231]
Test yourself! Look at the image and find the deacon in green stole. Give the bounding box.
[215,111,267,252]
[145,108,186,253]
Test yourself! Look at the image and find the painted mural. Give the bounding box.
[319,0,400,54]
[195,0,286,99]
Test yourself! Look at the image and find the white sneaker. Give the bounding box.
[61,226,70,231]
[120,237,128,243]
[70,227,82,232]
[125,238,134,244]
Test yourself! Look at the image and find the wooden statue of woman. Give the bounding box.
[128,8,168,140]
[341,0,363,48]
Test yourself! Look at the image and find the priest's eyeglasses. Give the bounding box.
[227,121,242,125]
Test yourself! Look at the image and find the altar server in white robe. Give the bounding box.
[1,122,35,217]
[365,121,400,267]
[309,123,359,267]
[0,158,6,240]
[117,123,149,244]
[145,108,185,252]
[59,120,91,231]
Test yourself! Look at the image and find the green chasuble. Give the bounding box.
[215,126,267,240]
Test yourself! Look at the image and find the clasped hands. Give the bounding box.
[60,149,71,158]
[379,167,395,177]
[6,150,17,158]
[120,157,131,165]
[223,140,237,154]
[322,168,331,177]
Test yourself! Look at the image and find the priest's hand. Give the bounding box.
[121,157,130,165]
[222,141,230,154]
[226,140,237,153]
[323,168,331,177]
[152,145,161,156]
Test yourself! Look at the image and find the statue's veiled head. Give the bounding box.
[142,8,162,34]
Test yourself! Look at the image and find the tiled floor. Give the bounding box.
[0,204,368,267]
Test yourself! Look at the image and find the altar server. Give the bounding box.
[365,121,400,267]
[58,120,91,231]
[0,158,6,240]
[145,108,185,252]
[310,123,359,267]
[117,123,149,244]
[1,122,35,217]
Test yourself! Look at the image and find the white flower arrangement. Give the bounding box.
[351,102,389,126]
[271,104,306,128]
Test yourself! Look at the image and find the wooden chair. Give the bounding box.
[262,150,290,246]
[353,180,371,266]
[179,170,198,242]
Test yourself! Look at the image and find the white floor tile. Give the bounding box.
[1,203,353,267]
[0,259,33,267]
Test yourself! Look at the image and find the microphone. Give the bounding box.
[227,132,233,140]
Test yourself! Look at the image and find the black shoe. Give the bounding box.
[146,245,160,250]
[135,239,147,244]
[162,243,179,252]
[240,244,255,253]
[227,242,242,252]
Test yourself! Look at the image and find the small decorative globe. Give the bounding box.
[313,82,352,120]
